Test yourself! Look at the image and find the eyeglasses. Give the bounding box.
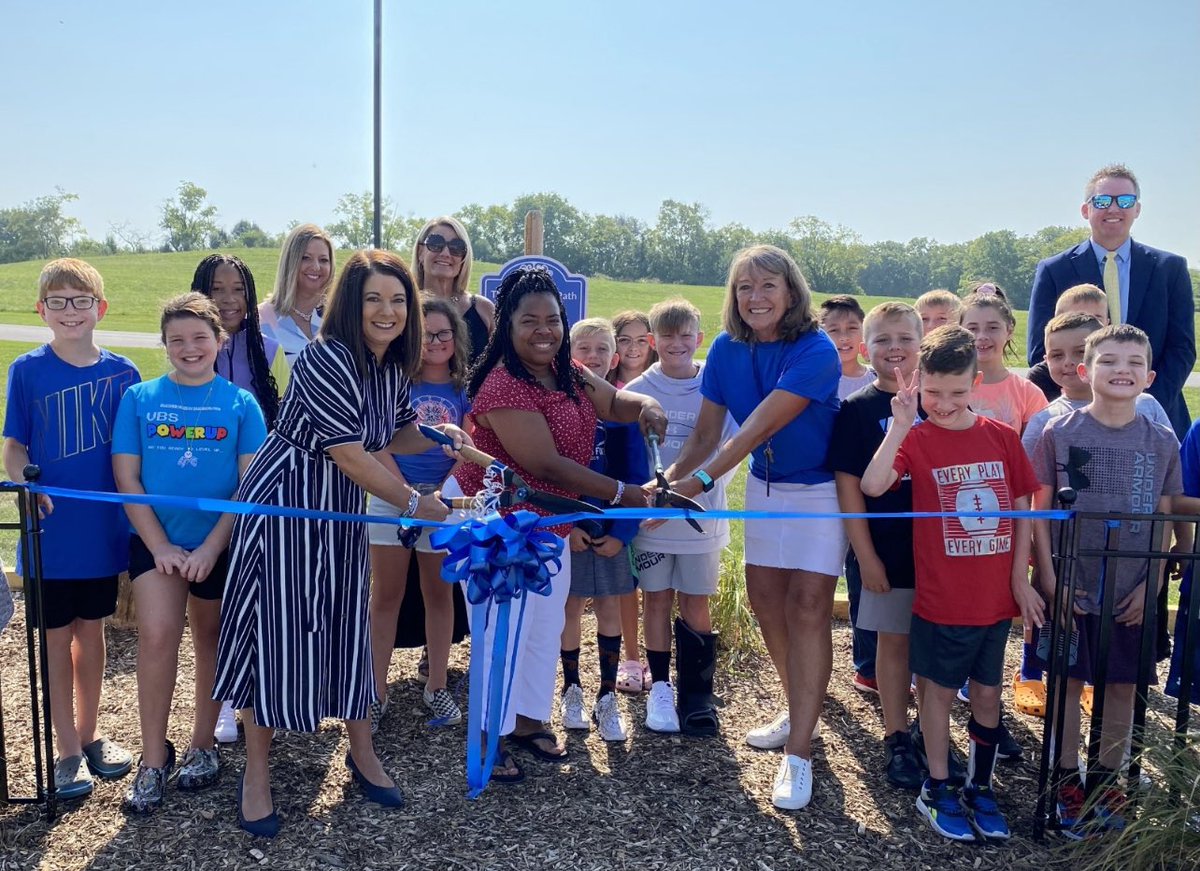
[421,234,468,259]
[616,335,650,348]
[1090,194,1138,210]
[423,329,455,344]
[43,296,98,311]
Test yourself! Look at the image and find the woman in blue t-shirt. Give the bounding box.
[665,244,845,812]
[112,293,267,815]
[367,296,472,730]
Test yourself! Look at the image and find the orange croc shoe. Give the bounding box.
[1012,673,1047,718]
[1080,684,1094,718]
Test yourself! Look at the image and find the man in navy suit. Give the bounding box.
[1027,164,1194,439]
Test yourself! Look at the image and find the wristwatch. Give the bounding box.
[691,469,715,493]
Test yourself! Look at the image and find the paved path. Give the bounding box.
[0,323,162,348]
[2,323,1199,386]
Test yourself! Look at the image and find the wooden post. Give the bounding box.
[524,210,544,256]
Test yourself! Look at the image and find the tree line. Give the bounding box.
[4,186,1197,308]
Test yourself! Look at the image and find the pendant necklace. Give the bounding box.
[175,377,217,469]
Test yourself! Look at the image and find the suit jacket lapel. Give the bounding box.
[1068,240,1102,285]
[1126,241,1153,326]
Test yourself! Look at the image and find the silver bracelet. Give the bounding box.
[402,487,421,518]
[609,480,625,506]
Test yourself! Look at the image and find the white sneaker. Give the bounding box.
[214,700,238,744]
[560,684,590,731]
[771,754,813,810]
[645,681,681,733]
[592,692,629,742]
[746,711,790,749]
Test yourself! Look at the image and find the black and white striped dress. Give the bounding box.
[213,338,415,731]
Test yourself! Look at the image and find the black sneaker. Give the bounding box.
[996,720,1023,763]
[910,721,967,785]
[884,730,926,791]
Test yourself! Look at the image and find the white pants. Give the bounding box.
[443,478,570,735]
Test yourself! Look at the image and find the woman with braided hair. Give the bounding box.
[192,253,286,746]
[445,264,665,780]
[191,254,285,430]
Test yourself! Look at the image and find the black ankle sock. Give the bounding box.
[560,647,581,689]
[597,633,622,698]
[647,649,671,684]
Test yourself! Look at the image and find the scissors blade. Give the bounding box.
[517,487,604,517]
[663,492,706,533]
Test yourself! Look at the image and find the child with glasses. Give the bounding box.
[558,317,649,741]
[608,311,658,695]
[367,295,473,731]
[3,258,141,799]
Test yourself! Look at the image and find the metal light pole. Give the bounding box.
[372,0,382,249]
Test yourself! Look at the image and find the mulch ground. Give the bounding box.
[0,594,1173,871]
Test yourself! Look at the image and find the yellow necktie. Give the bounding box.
[1104,251,1121,325]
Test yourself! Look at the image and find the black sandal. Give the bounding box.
[491,750,525,785]
[508,730,569,761]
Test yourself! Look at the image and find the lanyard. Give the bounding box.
[750,344,775,496]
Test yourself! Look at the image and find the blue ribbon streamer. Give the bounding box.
[431,511,562,797]
[1,481,1074,529]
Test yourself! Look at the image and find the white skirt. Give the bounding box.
[742,475,847,575]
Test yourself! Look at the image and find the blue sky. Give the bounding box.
[4,0,1198,263]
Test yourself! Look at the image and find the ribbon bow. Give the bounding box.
[431,510,563,797]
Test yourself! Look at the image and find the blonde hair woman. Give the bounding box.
[259,223,336,366]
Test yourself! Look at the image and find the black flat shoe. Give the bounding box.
[237,774,279,838]
[345,753,404,808]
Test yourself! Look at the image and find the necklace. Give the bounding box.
[174,377,217,469]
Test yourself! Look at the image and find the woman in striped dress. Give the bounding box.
[213,250,468,837]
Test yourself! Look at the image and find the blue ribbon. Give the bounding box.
[431,511,562,798]
[0,481,1074,529]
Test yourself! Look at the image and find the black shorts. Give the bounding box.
[1031,612,1158,686]
[128,536,229,601]
[909,614,1011,689]
[27,576,119,630]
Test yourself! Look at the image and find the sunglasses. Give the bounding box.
[423,328,454,344]
[1090,194,1138,210]
[421,233,468,259]
[43,296,99,311]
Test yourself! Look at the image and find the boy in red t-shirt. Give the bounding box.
[862,325,1045,843]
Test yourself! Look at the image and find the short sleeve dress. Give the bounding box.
[214,338,416,731]
[454,362,596,536]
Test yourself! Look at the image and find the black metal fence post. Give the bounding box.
[0,468,57,819]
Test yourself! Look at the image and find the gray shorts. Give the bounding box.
[570,546,636,598]
[632,549,721,596]
[366,488,443,553]
[857,587,915,635]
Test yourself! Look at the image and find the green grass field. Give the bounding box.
[4,247,1199,371]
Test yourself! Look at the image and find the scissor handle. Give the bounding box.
[418,423,496,471]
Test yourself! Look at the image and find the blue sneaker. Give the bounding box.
[917,780,976,841]
[956,680,970,703]
[962,783,1010,840]
[1055,777,1094,840]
